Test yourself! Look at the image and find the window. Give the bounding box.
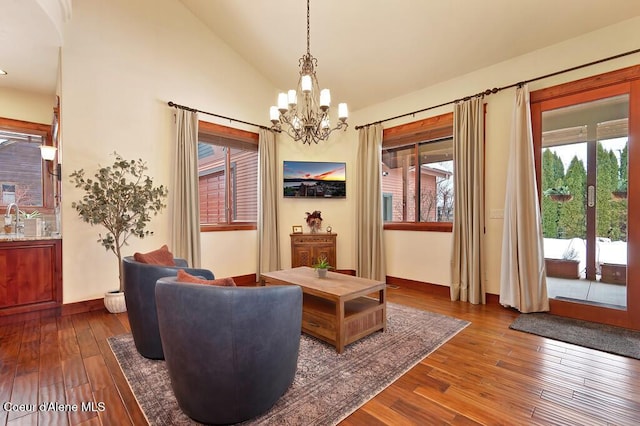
[0,117,52,210]
[197,121,258,230]
[382,113,454,231]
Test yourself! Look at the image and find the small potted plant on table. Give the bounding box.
[313,255,332,278]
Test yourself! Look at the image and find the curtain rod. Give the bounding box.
[355,47,640,130]
[168,101,273,131]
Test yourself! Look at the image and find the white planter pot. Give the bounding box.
[104,291,127,313]
[316,268,328,278]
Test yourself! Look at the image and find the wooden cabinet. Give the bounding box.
[291,233,336,268]
[0,238,62,315]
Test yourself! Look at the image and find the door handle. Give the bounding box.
[587,185,595,207]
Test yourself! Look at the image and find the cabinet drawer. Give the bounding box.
[292,236,335,244]
[302,310,336,342]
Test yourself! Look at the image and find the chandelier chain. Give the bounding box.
[306,0,311,56]
[269,0,348,144]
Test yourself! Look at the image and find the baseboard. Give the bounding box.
[386,275,500,305]
[1,273,499,322]
[386,276,451,296]
[61,298,106,315]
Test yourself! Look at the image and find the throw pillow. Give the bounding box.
[177,269,236,287]
[134,244,175,266]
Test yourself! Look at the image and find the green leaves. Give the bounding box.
[312,255,332,270]
[543,186,571,196]
[70,152,168,291]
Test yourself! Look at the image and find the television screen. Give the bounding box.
[283,161,346,198]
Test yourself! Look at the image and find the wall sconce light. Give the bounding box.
[40,145,61,181]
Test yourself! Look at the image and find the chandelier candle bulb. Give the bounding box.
[338,103,349,120]
[301,75,312,92]
[278,93,289,111]
[288,89,297,105]
[320,89,331,108]
[270,106,280,123]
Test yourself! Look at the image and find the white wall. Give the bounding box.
[276,128,356,270]
[0,87,56,124]
[348,16,640,294]
[58,3,640,303]
[60,0,276,302]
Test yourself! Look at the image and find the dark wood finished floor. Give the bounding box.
[1,285,639,425]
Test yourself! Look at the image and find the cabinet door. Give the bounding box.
[293,246,314,267]
[314,245,336,267]
[0,245,54,308]
[291,234,337,268]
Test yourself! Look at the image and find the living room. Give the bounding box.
[2,0,639,309]
[1,0,640,424]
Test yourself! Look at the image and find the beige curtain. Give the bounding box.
[257,129,280,276]
[451,97,485,304]
[356,124,386,281]
[172,108,201,267]
[500,85,549,312]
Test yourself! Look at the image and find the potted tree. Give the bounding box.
[70,153,168,313]
[312,255,333,278]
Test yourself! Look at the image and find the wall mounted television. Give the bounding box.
[283,161,346,198]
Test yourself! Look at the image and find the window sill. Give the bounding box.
[384,222,452,232]
[201,223,257,232]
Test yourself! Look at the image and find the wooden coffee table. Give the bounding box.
[260,266,386,353]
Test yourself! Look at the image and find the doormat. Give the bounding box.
[510,312,640,359]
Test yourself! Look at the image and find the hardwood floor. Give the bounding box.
[1,285,639,425]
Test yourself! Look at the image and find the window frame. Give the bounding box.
[382,112,454,232]
[198,120,258,232]
[0,116,54,213]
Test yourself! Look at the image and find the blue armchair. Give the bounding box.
[155,277,302,424]
[122,256,214,359]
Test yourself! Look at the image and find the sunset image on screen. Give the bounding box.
[283,161,346,198]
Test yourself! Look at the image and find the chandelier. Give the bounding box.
[269,0,348,145]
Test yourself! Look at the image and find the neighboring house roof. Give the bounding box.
[420,165,452,179]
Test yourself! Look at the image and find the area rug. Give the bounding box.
[108,303,469,425]
[510,313,640,359]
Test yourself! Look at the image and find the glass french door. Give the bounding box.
[532,69,640,330]
[541,94,628,309]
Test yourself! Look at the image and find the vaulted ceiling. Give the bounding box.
[178,0,640,110]
[2,0,640,111]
